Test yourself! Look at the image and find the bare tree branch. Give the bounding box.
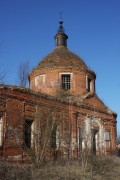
[0,42,7,83]
[0,69,6,83]
[17,61,30,87]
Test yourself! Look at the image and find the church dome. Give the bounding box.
[29,19,96,96]
[32,19,95,76]
[35,46,95,75]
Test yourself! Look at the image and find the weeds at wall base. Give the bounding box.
[0,156,120,180]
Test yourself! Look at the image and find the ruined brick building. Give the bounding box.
[0,20,117,161]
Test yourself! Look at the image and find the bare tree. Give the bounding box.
[17,61,30,87]
[117,131,120,144]
[0,42,7,83]
[25,108,61,167]
[0,69,6,83]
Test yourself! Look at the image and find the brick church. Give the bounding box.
[0,20,117,162]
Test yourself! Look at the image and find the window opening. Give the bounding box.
[87,77,92,92]
[92,130,99,154]
[105,131,110,141]
[51,125,57,150]
[24,120,33,148]
[0,117,3,147]
[105,131,110,150]
[61,74,71,90]
[78,127,83,150]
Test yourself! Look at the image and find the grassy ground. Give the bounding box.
[0,156,120,180]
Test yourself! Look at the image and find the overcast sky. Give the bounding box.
[0,0,120,132]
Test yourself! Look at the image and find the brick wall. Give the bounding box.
[30,67,95,96]
[0,85,117,160]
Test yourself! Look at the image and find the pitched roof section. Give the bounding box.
[57,92,117,117]
[0,84,116,117]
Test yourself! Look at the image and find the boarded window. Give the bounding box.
[104,131,111,150]
[105,131,110,141]
[35,74,45,86]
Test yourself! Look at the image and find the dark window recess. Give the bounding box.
[51,126,57,150]
[61,74,71,90]
[57,37,67,46]
[78,127,84,150]
[87,77,92,92]
[92,129,98,154]
[24,120,33,148]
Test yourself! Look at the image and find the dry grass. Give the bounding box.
[0,156,120,180]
